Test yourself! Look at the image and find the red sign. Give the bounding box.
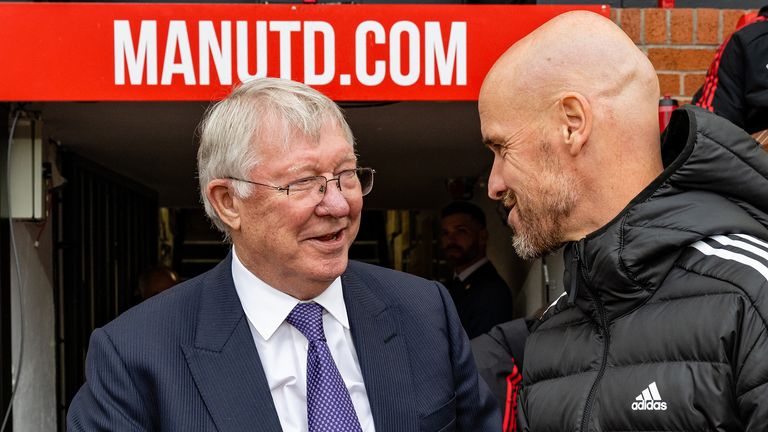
[0,3,608,101]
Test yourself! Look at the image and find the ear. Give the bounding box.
[206,179,242,232]
[558,92,592,156]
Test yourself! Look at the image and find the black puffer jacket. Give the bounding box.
[518,106,768,431]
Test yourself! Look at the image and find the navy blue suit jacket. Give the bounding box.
[67,255,501,431]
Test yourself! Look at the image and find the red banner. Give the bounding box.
[0,3,608,101]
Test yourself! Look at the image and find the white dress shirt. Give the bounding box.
[231,248,375,432]
[455,257,489,282]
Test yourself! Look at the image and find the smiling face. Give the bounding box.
[231,122,362,299]
[479,87,577,260]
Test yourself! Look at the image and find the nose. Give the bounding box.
[315,179,351,217]
[487,155,507,200]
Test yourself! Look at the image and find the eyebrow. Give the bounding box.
[286,154,358,175]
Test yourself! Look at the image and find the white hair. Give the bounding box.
[197,78,355,234]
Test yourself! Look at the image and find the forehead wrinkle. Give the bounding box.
[504,124,531,148]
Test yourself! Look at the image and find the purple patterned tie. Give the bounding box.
[286,302,363,432]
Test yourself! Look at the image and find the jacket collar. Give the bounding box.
[565,106,768,323]
[341,262,418,430]
[182,252,283,432]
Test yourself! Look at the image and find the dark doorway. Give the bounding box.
[53,152,158,429]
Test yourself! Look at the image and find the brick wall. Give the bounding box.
[611,7,758,104]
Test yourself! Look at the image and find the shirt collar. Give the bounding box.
[231,247,349,341]
[455,257,489,281]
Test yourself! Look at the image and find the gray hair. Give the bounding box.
[197,77,355,233]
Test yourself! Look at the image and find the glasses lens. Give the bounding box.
[357,168,374,196]
[288,177,325,194]
[289,169,375,207]
[338,169,359,191]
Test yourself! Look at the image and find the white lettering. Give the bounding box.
[113,18,468,89]
[631,401,668,411]
[114,20,158,85]
[303,21,335,85]
[355,21,386,86]
[161,21,196,85]
[269,21,301,79]
[199,21,232,85]
[389,21,420,86]
[424,21,466,86]
[236,21,268,82]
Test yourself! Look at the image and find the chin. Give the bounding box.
[311,255,350,281]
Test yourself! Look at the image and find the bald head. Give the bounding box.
[480,11,665,249]
[481,11,659,132]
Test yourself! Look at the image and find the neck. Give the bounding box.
[232,245,333,301]
[454,256,486,275]
[568,143,664,240]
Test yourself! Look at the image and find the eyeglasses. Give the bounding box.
[226,167,375,207]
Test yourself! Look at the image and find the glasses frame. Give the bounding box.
[226,167,375,197]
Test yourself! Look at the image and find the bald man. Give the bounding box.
[479,11,768,431]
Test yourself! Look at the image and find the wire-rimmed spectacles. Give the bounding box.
[226,167,375,207]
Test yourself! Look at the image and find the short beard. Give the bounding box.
[505,163,577,260]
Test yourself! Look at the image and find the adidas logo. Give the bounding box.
[630,382,668,411]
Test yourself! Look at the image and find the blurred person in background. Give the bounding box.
[441,201,514,339]
[137,264,179,300]
[692,5,768,148]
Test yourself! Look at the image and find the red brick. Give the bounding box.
[683,73,706,96]
[645,9,667,44]
[658,73,681,96]
[648,47,717,71]
[670,9,693,44]
[723,9,745,41]
[696,9,719,44]
[610,8,618,25]
[621,8,642,44]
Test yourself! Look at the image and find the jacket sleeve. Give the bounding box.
[736,286,768,431]
[67,328,152,431]
[471,319,530,432]
[437,281,502,431]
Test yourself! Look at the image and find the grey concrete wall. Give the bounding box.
[10,220,56,432]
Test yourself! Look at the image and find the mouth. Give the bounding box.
[502,190,517,211]
[502,190,519,228]
[309,228,345,243]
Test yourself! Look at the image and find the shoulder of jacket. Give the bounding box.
[733,18,768,47]
[676,233,768,300]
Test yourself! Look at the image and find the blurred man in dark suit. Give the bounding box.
[441,201,514,338]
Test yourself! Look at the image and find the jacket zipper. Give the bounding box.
[567,244,580,304]
[571,240,611,432]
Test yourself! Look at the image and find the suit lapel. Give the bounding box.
[181,254,282,432]
[342,265,417,430]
